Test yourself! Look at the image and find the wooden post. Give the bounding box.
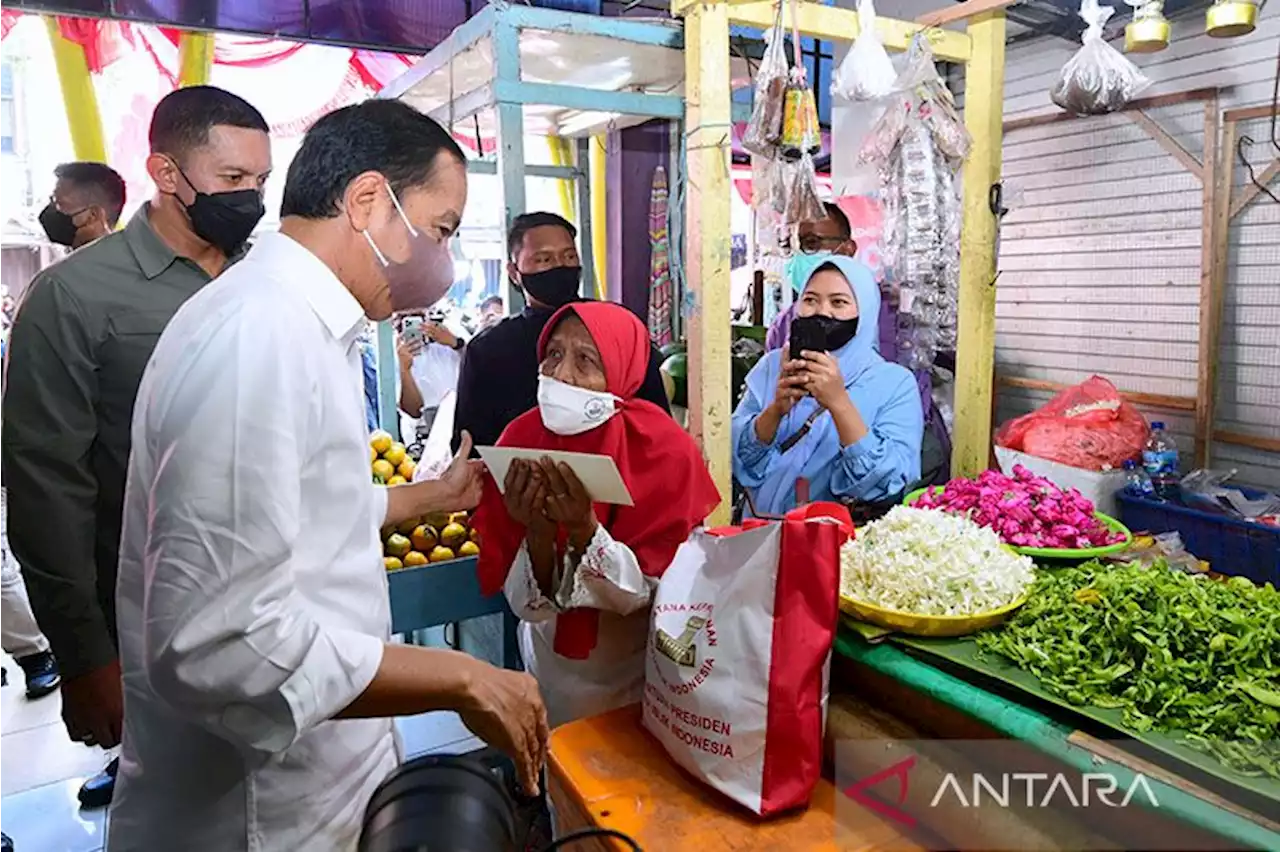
[44,16,107,164]
[1195,99,1227,468]
[683,1,734,525]
[951,10,1006,478]
[177,31,215,88]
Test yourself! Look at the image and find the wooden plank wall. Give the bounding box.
[958,6,1280,488]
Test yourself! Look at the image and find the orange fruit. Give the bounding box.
[429,545,456,563]
[385,533,412,558]
[383,443,407,467]
[383,556,403,571]
[470,528,481,544]
[458,540,480,557]
[370,430,393,455]
[370,446,378,463]
[440,522,468,550]
[372,459,395,482]
[396,516,421,536]
[403,550,429,567]
[411,525,438,553]
[386,474,407,486]
[397,458,417,480]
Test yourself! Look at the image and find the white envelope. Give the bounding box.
[477,446,634,507]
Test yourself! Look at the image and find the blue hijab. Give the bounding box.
[737,254,916,514]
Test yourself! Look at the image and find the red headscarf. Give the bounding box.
[474,302,721,659]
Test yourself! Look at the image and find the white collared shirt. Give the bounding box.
[109,232,398,852]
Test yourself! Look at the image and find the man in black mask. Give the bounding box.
[2,85,270,810]
[39,162,127,250]
[452,212,670,453]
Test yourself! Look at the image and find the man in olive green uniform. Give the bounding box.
[0,85,272,809]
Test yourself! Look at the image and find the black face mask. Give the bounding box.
[519,265,582,309]
[176,166,265,256]
[39,203,84,248]
[791,313,859,353]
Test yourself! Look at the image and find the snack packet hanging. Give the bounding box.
[781,68,823,160]
[743,3,789,157]
[1051,0,1151,115]
[831,0,897,101]
[780,154,826,227]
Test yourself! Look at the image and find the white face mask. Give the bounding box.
[537,375,620,436]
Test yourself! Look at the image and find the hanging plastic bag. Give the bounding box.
[743,3,789,157]
[780,154,826,227]
[832,0,897,102]
[855,34,941,170]
[1051,0,1151,115]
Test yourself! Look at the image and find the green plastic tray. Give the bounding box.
[903,486,1133,560]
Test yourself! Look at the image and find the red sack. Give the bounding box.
[643,503,852,815]
[995,376,1149,471]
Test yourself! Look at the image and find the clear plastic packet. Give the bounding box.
[857,34,969,169]
[780,155,826,228]
[1051,0,1151,115]
[781,68,823,160]
[743,4,789,157]
[831,0,897,102]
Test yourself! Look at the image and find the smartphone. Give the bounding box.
[789,316,827,361]
[401,315,426,347]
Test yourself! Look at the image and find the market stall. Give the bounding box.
[677,0,997,526]
[539,0,1280,847]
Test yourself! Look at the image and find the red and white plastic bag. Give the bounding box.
[642,503,852,815]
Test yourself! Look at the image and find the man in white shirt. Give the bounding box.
[108,100,546,852]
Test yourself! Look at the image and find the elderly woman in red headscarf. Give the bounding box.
[473,302,720,727]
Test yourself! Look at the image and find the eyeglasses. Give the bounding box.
[798,235,848,254]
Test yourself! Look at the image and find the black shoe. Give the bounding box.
[15,651,60,700]
[77,757,118,809]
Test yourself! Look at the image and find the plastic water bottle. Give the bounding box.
[1122,459,1155,498]
[1143,422,1180,500]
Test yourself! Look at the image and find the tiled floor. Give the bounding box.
[0,653,481,852]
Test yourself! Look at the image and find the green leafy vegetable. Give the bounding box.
[976,560,1280,779]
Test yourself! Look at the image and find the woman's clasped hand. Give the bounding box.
[501,458,597,545]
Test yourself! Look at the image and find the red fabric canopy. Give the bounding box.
[2,11,417,92]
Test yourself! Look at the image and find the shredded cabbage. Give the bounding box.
[840,506,1037,616]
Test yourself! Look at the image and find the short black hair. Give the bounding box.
[480,295,503,311]
[54,161,127,226]
[824,202,851,239]
[148,86,269,161]
[507,212,577,261]
[280,100,466,220]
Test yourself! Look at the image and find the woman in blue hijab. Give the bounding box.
[733,254,923,516]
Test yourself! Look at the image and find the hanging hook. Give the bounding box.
[989,182,1010,218]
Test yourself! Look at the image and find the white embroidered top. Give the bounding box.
[504,525,654,728]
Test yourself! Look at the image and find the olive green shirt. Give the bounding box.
[1,205,216,679]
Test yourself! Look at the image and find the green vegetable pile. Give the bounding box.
[976,560,1280,778]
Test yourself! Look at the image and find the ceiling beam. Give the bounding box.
[915,0,1023,28]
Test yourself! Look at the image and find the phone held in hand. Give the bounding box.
[789,317,827,362]
[401,316,426,347]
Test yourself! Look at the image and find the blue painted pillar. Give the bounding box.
[494,19,527,313]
